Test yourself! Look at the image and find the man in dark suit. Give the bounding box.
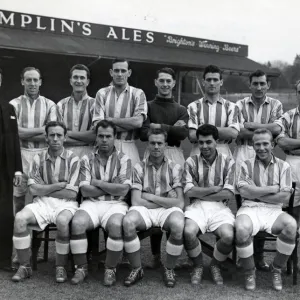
[0,68,23,269]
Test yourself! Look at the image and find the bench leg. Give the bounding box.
[31,231,39,271]
[293,237,298,285]
[44,229,49,262]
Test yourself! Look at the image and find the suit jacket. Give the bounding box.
[0,101,22,199]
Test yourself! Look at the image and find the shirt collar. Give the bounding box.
[146,155,168,166]
[23,93,40,101]
[46,147,67,160]
[200,150,219,165]
[95,147,117,160]
[203,96,224,104]
[246,96,270,105]
[295,107,300,115]
[255,153,276,166]
[112,83,130,93]
[70,92,90,102]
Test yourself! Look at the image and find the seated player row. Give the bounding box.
[11,120,297,292]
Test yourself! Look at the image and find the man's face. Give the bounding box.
[202,72,223,95]
[249,75,270,100]
[21,70,41,97]
[155,72,175,98]
[148,134,166,159]
[70,69,89,93]
[198,134,217,159]
[109,61,132,87]
[96,126,115,153]
[296,83,300,107]
[253,133,274,161]
[46,126,66,152]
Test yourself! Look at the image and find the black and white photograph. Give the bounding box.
[0,0,300,299]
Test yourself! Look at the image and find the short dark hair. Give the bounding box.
[253,128,273,141]
[70,64,90,79]
[156,67,176,80]
[196,124,219,140]
[95,119,117,136]
[21,67,42,80]
[249,69,269,84]
[147,128,168,142]
[203,65,222,80]
[45,121,67,135]
[112,58,130,69]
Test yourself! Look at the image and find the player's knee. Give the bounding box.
[106,216,123,238]
[14,211,29,231]
[221,229,234,246]
[71,215,88,234]
[282,217,297,239]
[169,216,184,239]
[56,213,72,228]
[123,214,137,236]
[184,222,199,242]
[235,223,252,244]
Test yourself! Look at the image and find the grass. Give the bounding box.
[0,234,299,300]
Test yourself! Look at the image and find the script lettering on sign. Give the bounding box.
[0,10,248,57]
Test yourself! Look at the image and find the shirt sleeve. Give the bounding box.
[9,98,21,125]
[28,154,45,186]
[113,155,132,187]
[182,157,198,194]
[132,163,144,191]
[79,155,92,188]
[274,111,291,140]
[92,89,106,126]
[171,164,183,189]
[226,101,240,132]
[132,88,147,120]
[47,100,58,122]
[269,101,283,123]
[65,155,80,193]
[223,158,235,193]
[236,161,254,190]
[187,101,199,130]
[236,100,245,128]
[56,100,64,124]
[280,163,293,193]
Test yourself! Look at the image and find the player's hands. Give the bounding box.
[56,182,68,190]
[150,123,161,130]
[173,120,186,127]
[13,174,23,187]
[289,149,300,156]
[167,189,177,198]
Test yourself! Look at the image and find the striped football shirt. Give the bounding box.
[79,148,132,202]
[92,84,147,140]
[57,93,95,133]
[10,95,57,149]
[28,148,80,194]
[275,107,300,155]
[187,97,239,135]
[182,152,235,197]
[237,96,283,146]
[237,155,292,208]
[132,156,182,197]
